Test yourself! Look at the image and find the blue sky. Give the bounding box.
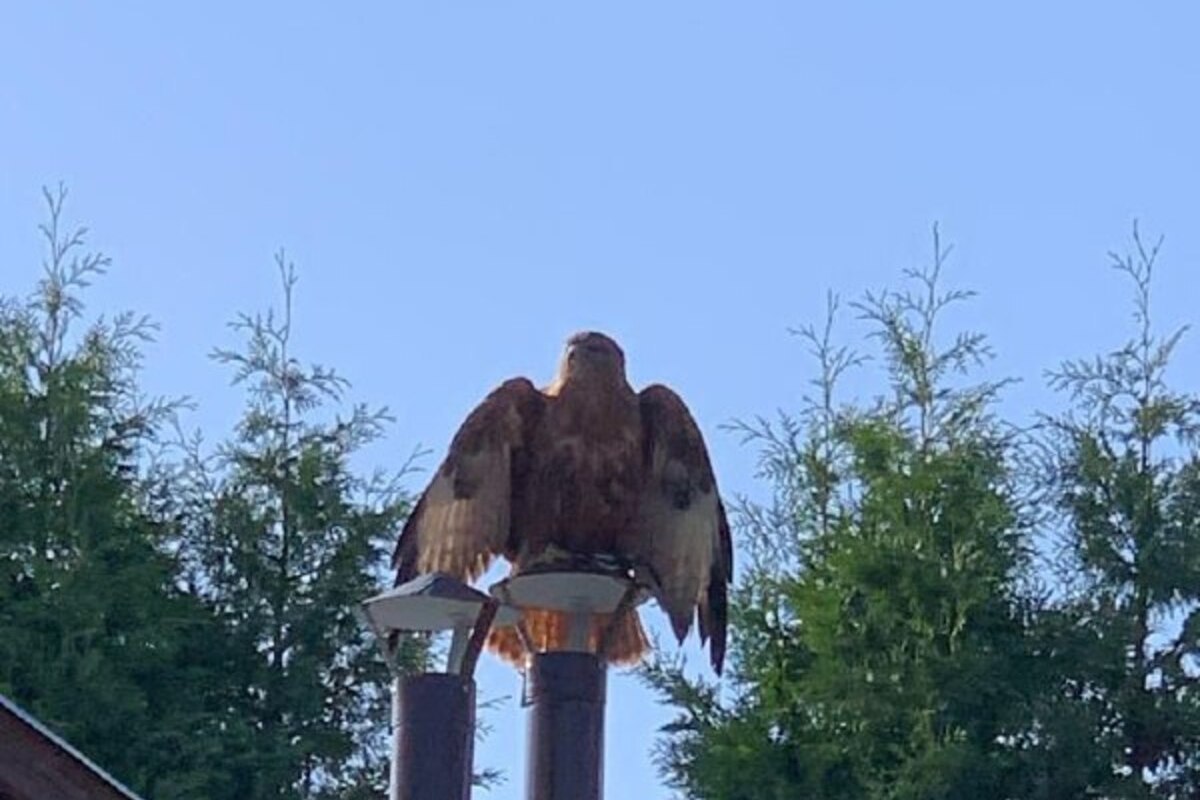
[3,2,1200,797]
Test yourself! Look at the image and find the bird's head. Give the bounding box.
[558,331,627,385]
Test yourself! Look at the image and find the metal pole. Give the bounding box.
[391,673,475,800]
[525,651,606,800]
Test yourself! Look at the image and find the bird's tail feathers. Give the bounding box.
[485,607,649,668]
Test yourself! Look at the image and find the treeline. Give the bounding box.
[0,188,426,799]
[646,227,1200,798]
[3,190,1198,800]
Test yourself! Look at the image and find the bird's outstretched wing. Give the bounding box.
[636,384,733,674]
[392,378,545,585]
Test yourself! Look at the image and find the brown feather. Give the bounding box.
[485,608,649,668]
[392,378,544,584]
[636,384,733,674]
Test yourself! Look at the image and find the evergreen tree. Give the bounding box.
[167,256,427,798]
[1,189,426,799]
[1041,226,1200,797]
[0,186,227,797]
[645,229,1044,799]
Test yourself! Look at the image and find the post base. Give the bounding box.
[525,651,606,800]
[392,672,475,800]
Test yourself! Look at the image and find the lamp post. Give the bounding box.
[491,560,650,800]
[361,573,516,800]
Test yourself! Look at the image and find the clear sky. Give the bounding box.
[3,3,1200,797]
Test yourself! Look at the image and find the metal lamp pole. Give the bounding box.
[492,566,645,800]
[361,574,505,800]
[525,651,606,800]
[391,672,476,800]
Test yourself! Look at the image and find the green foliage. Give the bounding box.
[649,224,1200,799]
[163,255,427,797]
[0,189,426,799]
[0,186,224,796]
[1040,225,1200,797]
[646,229,1044,800]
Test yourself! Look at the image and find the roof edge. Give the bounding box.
[0,692,146,800]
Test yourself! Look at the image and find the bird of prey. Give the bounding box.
[392,331,732,674]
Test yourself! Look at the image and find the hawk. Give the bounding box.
[392,331,732,673]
